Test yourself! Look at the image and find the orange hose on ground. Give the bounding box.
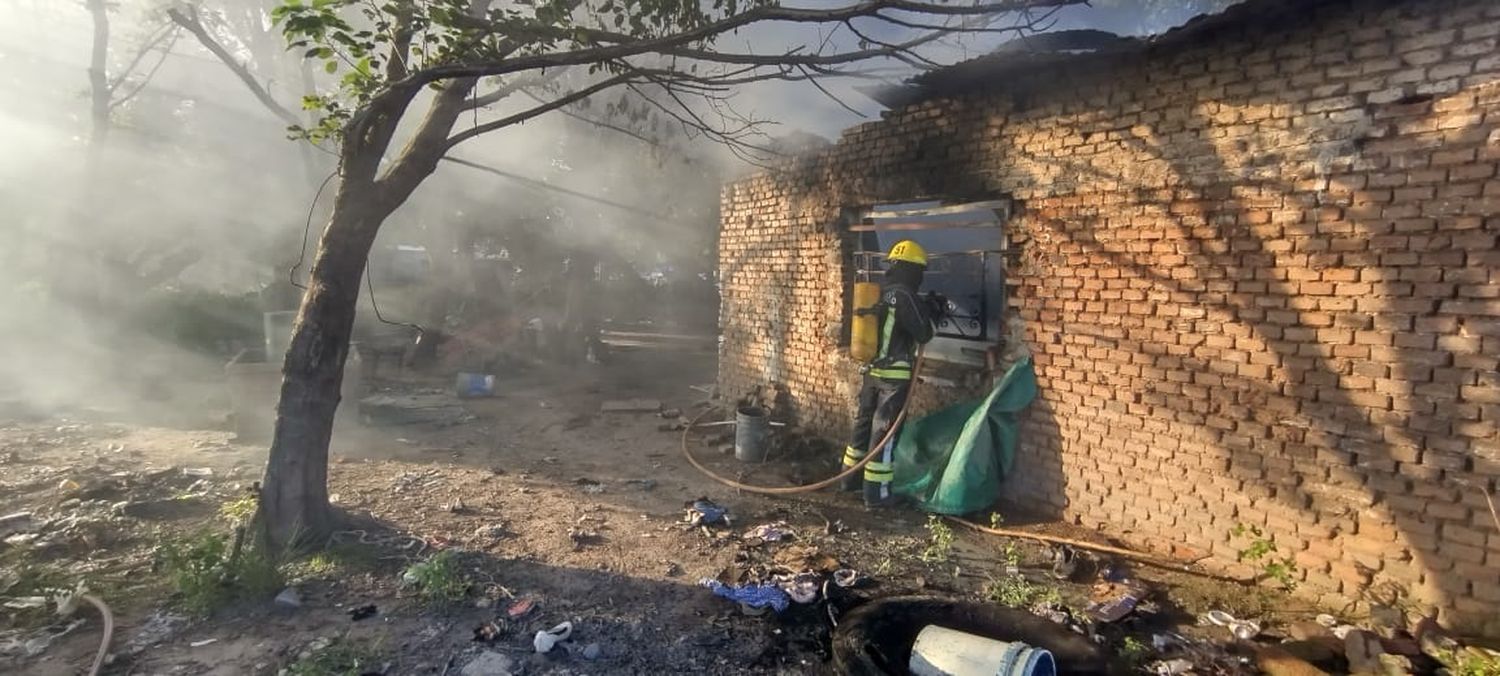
[680,352,925,495]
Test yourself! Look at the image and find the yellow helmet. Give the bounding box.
[887,239,928,266]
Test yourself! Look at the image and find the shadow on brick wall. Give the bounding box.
[735,0,1500,629]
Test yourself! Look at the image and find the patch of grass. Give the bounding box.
[219,494,259,525]
[1231,523,1299,591]
[989,512,1005,529]
[157,530,284,616]
[401,550,468,606]
[285,637,385,676]
[1118,635,1151,670]
[983,574,1061,608]
[920,516,954,564]
[1439,649,1500,676]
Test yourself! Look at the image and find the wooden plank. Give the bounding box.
[866,200,1011,219]
[849,219,1000,232]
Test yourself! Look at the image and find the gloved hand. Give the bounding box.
[922,292,950,319]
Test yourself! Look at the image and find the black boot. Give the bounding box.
[863,480,897,508]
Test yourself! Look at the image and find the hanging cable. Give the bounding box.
[290,169,339,289]
[364,262,425,336]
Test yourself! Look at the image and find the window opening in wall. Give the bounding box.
[851,200,1009,367]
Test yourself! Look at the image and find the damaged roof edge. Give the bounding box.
[875,0,1350,108]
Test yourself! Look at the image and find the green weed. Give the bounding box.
[401,550,468,605]
[983,574,1061,608]
[157,530,284,615]
[989,512,1005,529]
[1119,635,1151,670]
[920,516,955,564]
[219,494,259,525]
[285,637,385,676]
[1439,649,1500,676]
[1231,523,1299,591]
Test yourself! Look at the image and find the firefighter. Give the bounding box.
[842,239,941,508]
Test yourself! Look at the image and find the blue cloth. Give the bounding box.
[698,579,790,613]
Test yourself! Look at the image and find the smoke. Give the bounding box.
[0,0,1231,421]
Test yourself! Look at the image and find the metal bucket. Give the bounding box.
[263,311,298,361]
[734,405,769,462]
[910,625,1056,676]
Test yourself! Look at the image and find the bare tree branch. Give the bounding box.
[517,88,662,148]
[405,0,1080,86]
[109,27,180,110]
[444,73,637,151]
[168,5,301,126]
[461,70,564,111]
[107,21,177,93]
[386,0,416,81]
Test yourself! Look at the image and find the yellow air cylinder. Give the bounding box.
[850,282,881,363]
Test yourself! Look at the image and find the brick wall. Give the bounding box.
[718,0,1500,631]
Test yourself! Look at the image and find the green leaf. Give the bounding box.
[325,60,339,74]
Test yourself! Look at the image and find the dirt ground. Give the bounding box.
[1,348,1311,675]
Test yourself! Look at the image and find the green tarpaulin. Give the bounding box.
[891,356,1038,515]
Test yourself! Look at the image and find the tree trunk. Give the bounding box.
[259,180,392,549]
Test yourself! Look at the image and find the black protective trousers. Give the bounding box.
[842,374,912,505]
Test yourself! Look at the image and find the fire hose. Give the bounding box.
[679,351,1229,574]
[680,351,927,495]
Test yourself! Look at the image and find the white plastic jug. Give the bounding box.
[909,625,1057,676]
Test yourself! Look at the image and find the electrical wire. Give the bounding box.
[364,264,425,336]
[290,169,340,290]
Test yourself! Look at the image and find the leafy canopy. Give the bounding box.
[272,0,775,142]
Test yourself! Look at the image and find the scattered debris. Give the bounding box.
[575,478,606,494]
[833,569,867,588]
[1087,581,1145,623]
[1345,629,1386,675]
[123,611,188,655]
[1204,609,1261,640]
[1049,544,1078,580]
[659,408,682,418]
[684,497,729,527]
[0,511,34,538]
[274,587,302,609]
[460,650,517,676]
[774,544,841,573]
[699,579,790,613]
[743,521,795,543]
[622,479,657,491]
[0,619,86,658]
[533,621,573,653]
[473,524,511,540]
[569,527,602,550]
[181,467,214,477]
[189,638,219,648]
[444,497,469,513]
[580,642,602,660]
[392,469,444,492]
[507,598,537,619]
[601,399,662,413]
[776,572,821,604]
[360,393,472,426]
[2,597,47,610]
[348,604,377,621]
[473,619,508,642]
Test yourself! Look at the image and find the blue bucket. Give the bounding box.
[455,373,496,398]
